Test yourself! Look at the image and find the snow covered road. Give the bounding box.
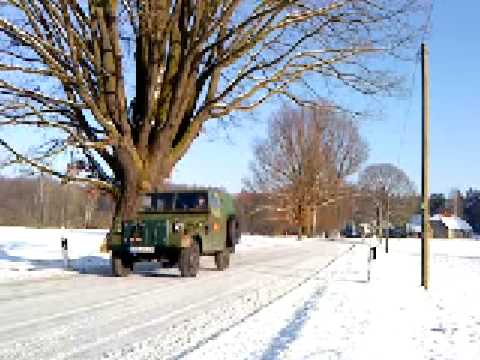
[0,236,356,360]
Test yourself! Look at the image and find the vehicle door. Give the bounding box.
[208,192,225,251]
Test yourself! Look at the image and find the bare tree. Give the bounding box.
[0,0,430,224]
[358,163,417,229]
[244,104,367,236]
[235,191,292,235]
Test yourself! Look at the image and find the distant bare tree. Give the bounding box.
[244,104,368,236]
[430,193,446,216]
[358,163,416,229]
[391,193,420,226]
[0,0,430,225]
[235,192,291,235]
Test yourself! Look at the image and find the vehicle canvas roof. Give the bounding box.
[148,184,227,194]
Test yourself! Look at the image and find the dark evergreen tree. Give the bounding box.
[464,189,480,233]
[430,193,446,216]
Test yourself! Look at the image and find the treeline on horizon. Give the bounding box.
[1,175,479,235]
[0,176,114,228]
[0,175,413,234]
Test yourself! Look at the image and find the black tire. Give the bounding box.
[224,250,230,268]
[227,216,239,253]
[112,255,131,277]
[215,249,230,271]
[179,241,200,277]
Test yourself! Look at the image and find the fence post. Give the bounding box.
[61,236,69,269]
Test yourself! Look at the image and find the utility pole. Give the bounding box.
[421,43,431,289]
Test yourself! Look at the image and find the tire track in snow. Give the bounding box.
[180,244,367,360]
[58,249,326,360]
[104,244,355,360]
[259,285,328,360]
[0,247,292,336]
[0,270,223,335]
[1,244,330,360]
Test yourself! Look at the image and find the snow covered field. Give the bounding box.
[1,227,480,359]
[0,226,110,282]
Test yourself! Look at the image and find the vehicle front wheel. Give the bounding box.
[215,249,230,271]
[112,255,131,277]
[179,241,200,277]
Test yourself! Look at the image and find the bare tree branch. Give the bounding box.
[0,0,430,220]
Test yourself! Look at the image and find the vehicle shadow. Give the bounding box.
[137,272,181,278]
[199,267,220,272]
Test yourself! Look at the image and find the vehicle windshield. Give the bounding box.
[152,193,174,211]
[145,192,209,211]
[123,222,145,240]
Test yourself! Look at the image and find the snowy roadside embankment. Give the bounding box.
[284,239,480,360]
[174,242,365,360]
[0,226,110,282]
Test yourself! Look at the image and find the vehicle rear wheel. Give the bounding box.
[179,241,200,277]
[227,216,239,253]
[112,255,131,277]
[215,249,230,271]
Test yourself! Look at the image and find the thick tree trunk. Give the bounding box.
[115,183,140,221]
[111,146,173,227]
[113,146,142,223]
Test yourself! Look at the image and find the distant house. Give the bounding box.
[407,214,473,239]
[430,214,472,239]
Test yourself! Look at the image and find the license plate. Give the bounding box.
[129,246,155,254]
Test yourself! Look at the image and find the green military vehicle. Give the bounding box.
[107,188,240,277]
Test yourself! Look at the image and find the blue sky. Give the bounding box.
[173,1,480,195]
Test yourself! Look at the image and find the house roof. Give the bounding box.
[408,214,473,232]
[430,214,472,231]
